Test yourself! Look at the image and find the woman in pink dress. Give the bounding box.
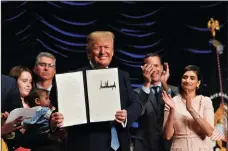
[162,65,214,151]
[10,66,33,151]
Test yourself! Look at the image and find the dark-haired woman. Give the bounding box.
[162,65,214,151]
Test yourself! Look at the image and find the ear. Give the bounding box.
[33,67,36,74]
[53,68,56,75]
[197,80,201,88]
[86,49,92,61]
[35,98,41,105]
[111,48,114,56]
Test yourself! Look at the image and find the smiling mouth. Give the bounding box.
[98,57,107,60]
[152,72,159,76]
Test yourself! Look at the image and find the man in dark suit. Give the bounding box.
[1,74,23,112]
[133,53,179,151]
[50,31,151,151]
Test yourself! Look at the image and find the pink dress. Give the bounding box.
[164,94,214,151]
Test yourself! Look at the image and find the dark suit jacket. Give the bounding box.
[133,85,179,151]
[1,74,23,112]
[66,65,148,151]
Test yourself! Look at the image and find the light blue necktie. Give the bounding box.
[111,126,120,151]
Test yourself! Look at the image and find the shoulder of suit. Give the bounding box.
[2,74,16,84]
[117,69,129,77]
[75,65,91,72]
[168,85,178,90]
[133,87,141,93]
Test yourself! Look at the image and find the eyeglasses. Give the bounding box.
[37,62,56,68]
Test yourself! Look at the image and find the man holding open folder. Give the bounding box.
[50,31,152,151]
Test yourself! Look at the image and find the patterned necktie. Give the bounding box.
[111,126,120,151]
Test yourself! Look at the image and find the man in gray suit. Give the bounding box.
[133,53,179,151]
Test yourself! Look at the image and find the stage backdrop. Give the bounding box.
[2,1,228,150]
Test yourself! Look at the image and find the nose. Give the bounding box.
[44,65,49,70]
[185,77,190,83]
[99,47,105,55]
[26,82,32,88]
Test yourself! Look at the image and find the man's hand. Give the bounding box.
[161,62,170,83]
[50,112,64,128]
[115,110,127,124]
[141,64,154,87]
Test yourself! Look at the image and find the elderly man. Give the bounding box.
[133,53,179,151]
[50,31,151,151]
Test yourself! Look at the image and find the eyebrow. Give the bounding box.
[38,62,54,64]
[20,78,32,80]
[183,75,196,78]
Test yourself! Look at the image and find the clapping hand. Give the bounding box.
[141,64,154,84]
[161,62,170,83]
[162,91,175,109]
[185,90,193,112]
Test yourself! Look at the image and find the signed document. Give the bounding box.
[86,68,121,122]
[55,68,121,127]
[55,72,87,127]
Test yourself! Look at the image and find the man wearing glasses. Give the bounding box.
[33,52,57,108]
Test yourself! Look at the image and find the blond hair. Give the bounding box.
[86,31,115,51]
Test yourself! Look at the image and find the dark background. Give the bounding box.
[2,1,228,110]
[2,1,228,149]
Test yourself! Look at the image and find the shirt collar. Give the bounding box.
[150,82,162,88]
[36,83,52,92]
[89,61,108,69]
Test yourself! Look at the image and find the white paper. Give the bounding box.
[56,72,87,127]
[86,68,121,122]
[6,108,39,123]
